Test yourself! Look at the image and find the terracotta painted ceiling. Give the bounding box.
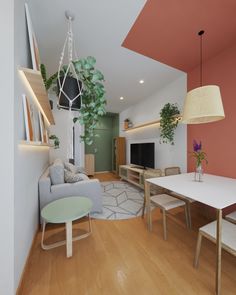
[123,0,236,72]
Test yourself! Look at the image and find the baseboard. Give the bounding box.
[94,171,111,174]
[16,226,39,295]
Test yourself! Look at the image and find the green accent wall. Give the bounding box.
[85,113,119,172]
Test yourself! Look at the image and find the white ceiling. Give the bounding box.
[28,0,184,113]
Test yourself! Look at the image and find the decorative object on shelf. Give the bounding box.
[124,118,130,130]
[25,3,41,71]
[192,140,208,182]
[49,135,60,149]
[182,30,225,124]
[22,94,34,141]
[159,103,180,145]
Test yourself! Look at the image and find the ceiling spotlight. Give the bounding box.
[120,96,124,100]
[139,80,144,84]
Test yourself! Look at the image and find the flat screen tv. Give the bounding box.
[130,142,155,169]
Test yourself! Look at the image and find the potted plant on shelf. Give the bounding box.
[159,103,180,145]
[124,118,130,129]
[49,134,60,149]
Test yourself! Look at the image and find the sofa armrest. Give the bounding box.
[39,170,51,210]
[51,179,102,213]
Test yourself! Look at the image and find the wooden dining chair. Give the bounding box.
[164,166,181,176]
[148,193,189,240]
[194,219,236,268]
[225,211,236,224]
[165,166,195,229]
[141,169,163,218]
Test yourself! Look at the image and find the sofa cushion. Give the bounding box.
[49,159,64,185]
[64,162,86,174]
[64,170,86,183]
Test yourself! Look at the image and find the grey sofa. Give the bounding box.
[39,168,103,217]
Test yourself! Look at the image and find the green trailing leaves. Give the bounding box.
[49,135,60,149]
[159,103,180,145]
[40,64,58,91]
[41,56,106,146]
[73,56,107,145]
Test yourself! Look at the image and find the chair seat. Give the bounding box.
[150,194,186,211]
[200,219,236,253]
[225,211,236,224]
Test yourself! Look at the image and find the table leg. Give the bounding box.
[144,180,152,231]
[66,221,72,258]
[216,209,222,295]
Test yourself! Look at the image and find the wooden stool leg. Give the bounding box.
[66,221,73,258]
[194,232,202,268]
[162,209,167,240]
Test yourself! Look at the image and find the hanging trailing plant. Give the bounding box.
[159,103,180,145]
[40,57,106,146]
[73,56,106,145]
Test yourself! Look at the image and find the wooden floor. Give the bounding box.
[18,173,236,295]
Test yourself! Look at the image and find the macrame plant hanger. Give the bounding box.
[57,11,83,160]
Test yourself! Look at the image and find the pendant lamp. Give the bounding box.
[182,30,225,124]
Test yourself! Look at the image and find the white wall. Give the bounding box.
[14,0,49,291]
[49,95,85,166]
[120,74,187,172]
[0,1,14,294]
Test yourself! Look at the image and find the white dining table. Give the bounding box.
[145,173,236,295]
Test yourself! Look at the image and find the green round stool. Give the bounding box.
[41,196,92,258]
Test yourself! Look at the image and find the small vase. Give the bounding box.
[194,164,203,182]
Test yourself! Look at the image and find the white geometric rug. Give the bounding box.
[91,181,145,220]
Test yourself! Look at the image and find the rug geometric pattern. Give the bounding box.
[91,181,145,220]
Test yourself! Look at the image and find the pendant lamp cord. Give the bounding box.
[198,30,204,87]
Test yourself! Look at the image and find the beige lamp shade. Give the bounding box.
[182,85,225,124]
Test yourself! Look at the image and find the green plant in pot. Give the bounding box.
[41,56,106,146]
[159,103,180,145]
[49,134,60,149]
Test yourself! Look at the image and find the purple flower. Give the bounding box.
[193,140,202,152]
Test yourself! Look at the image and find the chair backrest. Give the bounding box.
[165,167,181,176]
[144,169,162,179]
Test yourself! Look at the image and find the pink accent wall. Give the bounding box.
[187,41,236,178]
[187,42,236,215]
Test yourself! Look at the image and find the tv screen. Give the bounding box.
[130,142,155,169]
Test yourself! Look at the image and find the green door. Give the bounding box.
[85,115,118,172]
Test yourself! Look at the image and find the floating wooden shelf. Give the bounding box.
[19,67,55,125]
[20,140,51,147]
[124,116,182,131]
[124,119,160,131]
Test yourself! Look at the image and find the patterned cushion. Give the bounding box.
[49,159,64,185]
[64,162,86,174]
[64,170,84,183]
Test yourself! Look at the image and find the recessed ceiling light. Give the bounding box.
[120,96,124,100]
[139,80,144,84]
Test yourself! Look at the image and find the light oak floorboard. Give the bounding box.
[18,173,236,295]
